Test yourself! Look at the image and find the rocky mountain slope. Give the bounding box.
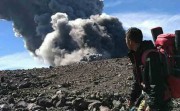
[0,57,179,111]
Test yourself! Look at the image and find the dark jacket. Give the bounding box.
[128,40,170,109]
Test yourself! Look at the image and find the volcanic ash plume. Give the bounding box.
[0,0,128,66]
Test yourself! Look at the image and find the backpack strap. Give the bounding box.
[141,49,157,65]
[141,49,158,84]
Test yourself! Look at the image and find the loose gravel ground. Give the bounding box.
[0,57,179,111]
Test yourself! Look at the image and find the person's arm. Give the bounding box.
[128,71,142,107]
[143,52,165,109]
[130,79,142,103]
[128,52,142,106]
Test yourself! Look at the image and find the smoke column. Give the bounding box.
[0,0,128,66]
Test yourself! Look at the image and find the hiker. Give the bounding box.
[125,27,172,111]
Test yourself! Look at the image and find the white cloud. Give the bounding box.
[104,1,122,8]
[111,12,180,40]
[0,52,48,70]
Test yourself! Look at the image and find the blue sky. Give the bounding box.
[0,0,180,70]
[104,0,180,15]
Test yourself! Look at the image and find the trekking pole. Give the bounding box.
[135,94,145,107]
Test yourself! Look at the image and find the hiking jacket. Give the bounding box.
[128,40,170,109]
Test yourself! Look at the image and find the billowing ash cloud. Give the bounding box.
[0,0,128,66]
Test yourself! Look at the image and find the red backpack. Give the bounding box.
[142,27,180,98]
